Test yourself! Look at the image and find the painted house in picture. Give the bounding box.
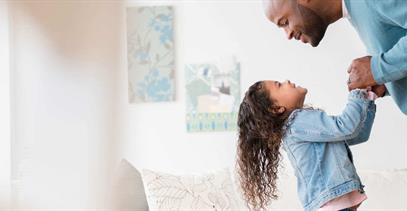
[185,58,240,132]
[127,6,175,103]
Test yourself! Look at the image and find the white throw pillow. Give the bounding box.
[141,168,245,211]
[110,159,149,211]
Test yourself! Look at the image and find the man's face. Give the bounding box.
[263,0,327,47]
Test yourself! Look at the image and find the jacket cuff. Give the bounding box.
[348,89,370,102]
[367,91,378,101]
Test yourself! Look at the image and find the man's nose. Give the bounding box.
[284,27,294,40]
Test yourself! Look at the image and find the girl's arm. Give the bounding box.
[289,89,375,142]
[346,91,377,146]
[345,102,376,146]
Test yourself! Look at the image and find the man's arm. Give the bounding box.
[370,0,407,84]
[348,0,407,89]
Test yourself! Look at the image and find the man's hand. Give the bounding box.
[371,84,386,98]
[347,56,377,90]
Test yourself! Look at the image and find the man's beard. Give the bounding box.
[298,4,328,47]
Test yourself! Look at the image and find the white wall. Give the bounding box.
[122,0,407,175]
[0,1,11,209]
[10,1,125,209]
[6,0,407,209]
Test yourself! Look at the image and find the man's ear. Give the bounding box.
[270,106,286,115]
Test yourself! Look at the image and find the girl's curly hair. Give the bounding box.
[236,81,291,211]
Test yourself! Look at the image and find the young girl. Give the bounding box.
[237,80,379,211]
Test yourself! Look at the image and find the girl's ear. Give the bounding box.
[270,106,286,115]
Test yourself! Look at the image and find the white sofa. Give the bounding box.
[110,159,407,211]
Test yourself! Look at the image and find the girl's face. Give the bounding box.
[263,80,307,111]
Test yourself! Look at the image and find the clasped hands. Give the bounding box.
[347,56,386,97]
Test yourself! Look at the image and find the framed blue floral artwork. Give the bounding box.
[127,6,175,103]
[185,58,240,132]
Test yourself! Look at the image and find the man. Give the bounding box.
[263,0,406,115]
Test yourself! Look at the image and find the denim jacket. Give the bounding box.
[282,89,376,211]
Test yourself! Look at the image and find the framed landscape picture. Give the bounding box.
[185,58,240,132]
